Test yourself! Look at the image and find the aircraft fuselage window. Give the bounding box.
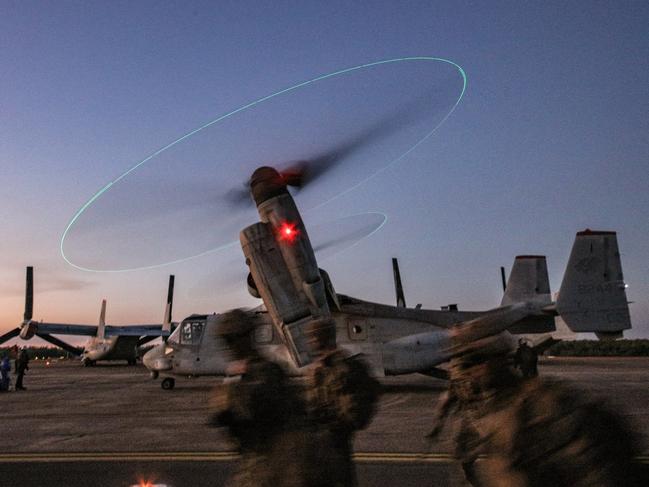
[347,320,368,340]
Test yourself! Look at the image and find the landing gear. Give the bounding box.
[161,377,175,390]
[127,358,137,366]
[150,371,159,380]
[82,358,95,367]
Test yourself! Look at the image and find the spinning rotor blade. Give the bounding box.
[228,88,442,207]
[309,212,386,260]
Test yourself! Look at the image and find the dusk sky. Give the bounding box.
[2,1,648,345]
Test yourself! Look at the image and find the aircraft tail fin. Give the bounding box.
[392,258,406,308]
[163,275,175,333]
[501,256,552,306]
[556,230,631,336]
[501,256,554,334]
[97,300,106,339]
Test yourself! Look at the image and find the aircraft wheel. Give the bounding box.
[150,371,159,380]
[127,358,137,366]
[161,378,175,390]
[82,359,95,367]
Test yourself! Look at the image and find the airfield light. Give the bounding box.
[278,222,299,243]
[131,480,170,487]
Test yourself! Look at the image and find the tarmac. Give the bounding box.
[1,356,648,486]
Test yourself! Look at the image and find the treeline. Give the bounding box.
[0,346,81,359]
[547,339,649,357]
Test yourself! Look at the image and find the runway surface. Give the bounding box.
[1,357,648,486]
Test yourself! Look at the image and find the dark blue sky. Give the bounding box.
[1,1,648,338]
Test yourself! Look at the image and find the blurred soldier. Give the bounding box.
[513,338,538,378]
[15,348,29,391]
[429,332,642,487]
[207,309,308,487]
[304,318,381,487]
[1,353,11,392]
[427,335,512,486]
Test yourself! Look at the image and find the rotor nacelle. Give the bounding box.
[19,321,37,340]
[241,166,332,366]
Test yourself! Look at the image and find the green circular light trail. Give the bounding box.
[61,56,467,272]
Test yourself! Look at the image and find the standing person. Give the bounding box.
[208,309,308,487]
[304,318,381,487]
[15,347,29,391]
[513,339,538,378]
[0,353,11,392]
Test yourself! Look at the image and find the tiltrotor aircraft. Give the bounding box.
[0,268,175,366]
[143,165,631,389]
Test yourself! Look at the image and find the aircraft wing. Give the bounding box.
[24,322,99,337]
[382,302,546,376]
[448,301,546,348]
[104,325,170,337]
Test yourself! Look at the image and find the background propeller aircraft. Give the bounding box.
[142,165,631,389]
[0,268,176,366]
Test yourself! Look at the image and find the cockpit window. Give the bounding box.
[176,321,205,345]
[168,325,181,344]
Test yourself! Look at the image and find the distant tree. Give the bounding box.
[547,340,649,357]
[0,346,81,360]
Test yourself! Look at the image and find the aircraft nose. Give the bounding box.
[143,346,172,371]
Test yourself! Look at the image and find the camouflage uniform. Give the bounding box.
[209,309,312,487]
[427,380,484,486]
[476,376,642,487]
[430,334,642,487]
[210,355,309,487]
[305,349,381,487]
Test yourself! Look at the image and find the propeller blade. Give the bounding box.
[229,86,443,207]
[24,266,33,323]
[224,182,254,207]
[163,274,175,339]
[279,86,445,189]
[0,327,20,345]
[35,333,82,357]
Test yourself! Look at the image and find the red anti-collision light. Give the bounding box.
[278,222,299,243]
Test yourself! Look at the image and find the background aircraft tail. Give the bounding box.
[556,230,631,338]
[501,255,552,306]
[501,255,555,334]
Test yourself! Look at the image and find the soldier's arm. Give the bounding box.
[427,388,457,440]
